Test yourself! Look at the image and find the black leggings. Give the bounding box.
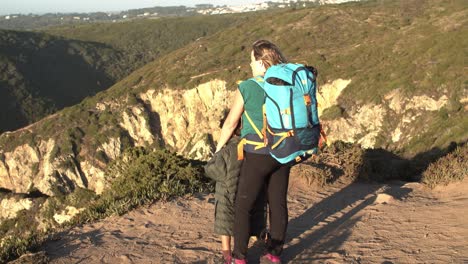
[232,152,291,260]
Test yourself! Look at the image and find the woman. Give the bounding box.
[215,40,290,264]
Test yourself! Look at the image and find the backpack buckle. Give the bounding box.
[303,95,312,106]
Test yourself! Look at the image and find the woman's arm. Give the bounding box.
[215,89,244,152]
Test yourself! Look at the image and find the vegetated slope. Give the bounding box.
[43,14,248,83]
[0,29,127,133]
[0,0,466,193]
[0,15,244,133]
[1,0,466,261]
[112,0,466,157]
[0,6,195,30]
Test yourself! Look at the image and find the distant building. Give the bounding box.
[195,4,214,9]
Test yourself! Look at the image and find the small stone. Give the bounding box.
[374,193,394,204]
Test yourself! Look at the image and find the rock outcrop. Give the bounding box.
[0,78,457,197]
[139,79,233,160]
[0,197,33,220]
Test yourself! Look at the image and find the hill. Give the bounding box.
[0,6,196,30]
[0,14,244,132]
[0,0,467,261]
[1,0,466,193]
[0,29,127,133]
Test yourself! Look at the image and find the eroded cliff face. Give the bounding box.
[317,79,352,116]
[0,79,234,198]
[0,138,107,196]
[320,84,449,149]
[0,78,458,200]
[138,79,234,160]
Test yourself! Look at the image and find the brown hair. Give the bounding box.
[252,40,287,69]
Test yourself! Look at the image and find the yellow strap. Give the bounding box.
[237,138,266,160]
[237,138,246,160]
[271,133,289,149]
[267,127,294,149]
[245,139,265,150]
[266,126,291,137]
[244,110,263,139]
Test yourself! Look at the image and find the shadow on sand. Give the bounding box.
[244,142,463,263]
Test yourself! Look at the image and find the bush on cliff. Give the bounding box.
[421,143,467,188]
[0,147,212,262]
[71,147,212,224]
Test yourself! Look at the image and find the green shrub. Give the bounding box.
[0,232,45,263]
[292,141,365,186]
[66,187,97,208]
[0,207,46,263]
[422,143,467,188]
[296,141,416,185]
[320,105,345,120]
[324,141,366,181]
[0,218,16,237]
[71,147,212,224]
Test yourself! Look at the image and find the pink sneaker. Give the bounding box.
[260,253,281,264]
[233,258,247,264]
[224,257,232,264]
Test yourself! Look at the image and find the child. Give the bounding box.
[205,117,267,264]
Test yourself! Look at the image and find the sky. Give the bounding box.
[0,0,266,15]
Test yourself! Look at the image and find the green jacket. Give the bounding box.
[204,137,266,236]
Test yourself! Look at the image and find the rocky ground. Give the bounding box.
[23,177,468,264]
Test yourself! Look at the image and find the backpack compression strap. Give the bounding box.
[267,124,328,150]
[266,126,294,149]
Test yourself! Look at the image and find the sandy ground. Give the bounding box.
[42,177,468,264]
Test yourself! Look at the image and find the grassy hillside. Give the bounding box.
[1,0,466,156]
[0,29,126,133]
[43,14,248,81]
[1,0,466,260]
[0,15,244,133]
[109,0,466,155]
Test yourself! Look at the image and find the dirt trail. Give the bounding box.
[43,177,468,263]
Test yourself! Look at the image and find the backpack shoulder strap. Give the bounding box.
[236,77,268,160]
[244,110,263,140]
[241,76,266,140]
[248,76,265,88]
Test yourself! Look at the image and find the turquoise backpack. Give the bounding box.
[252,63,325,165]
